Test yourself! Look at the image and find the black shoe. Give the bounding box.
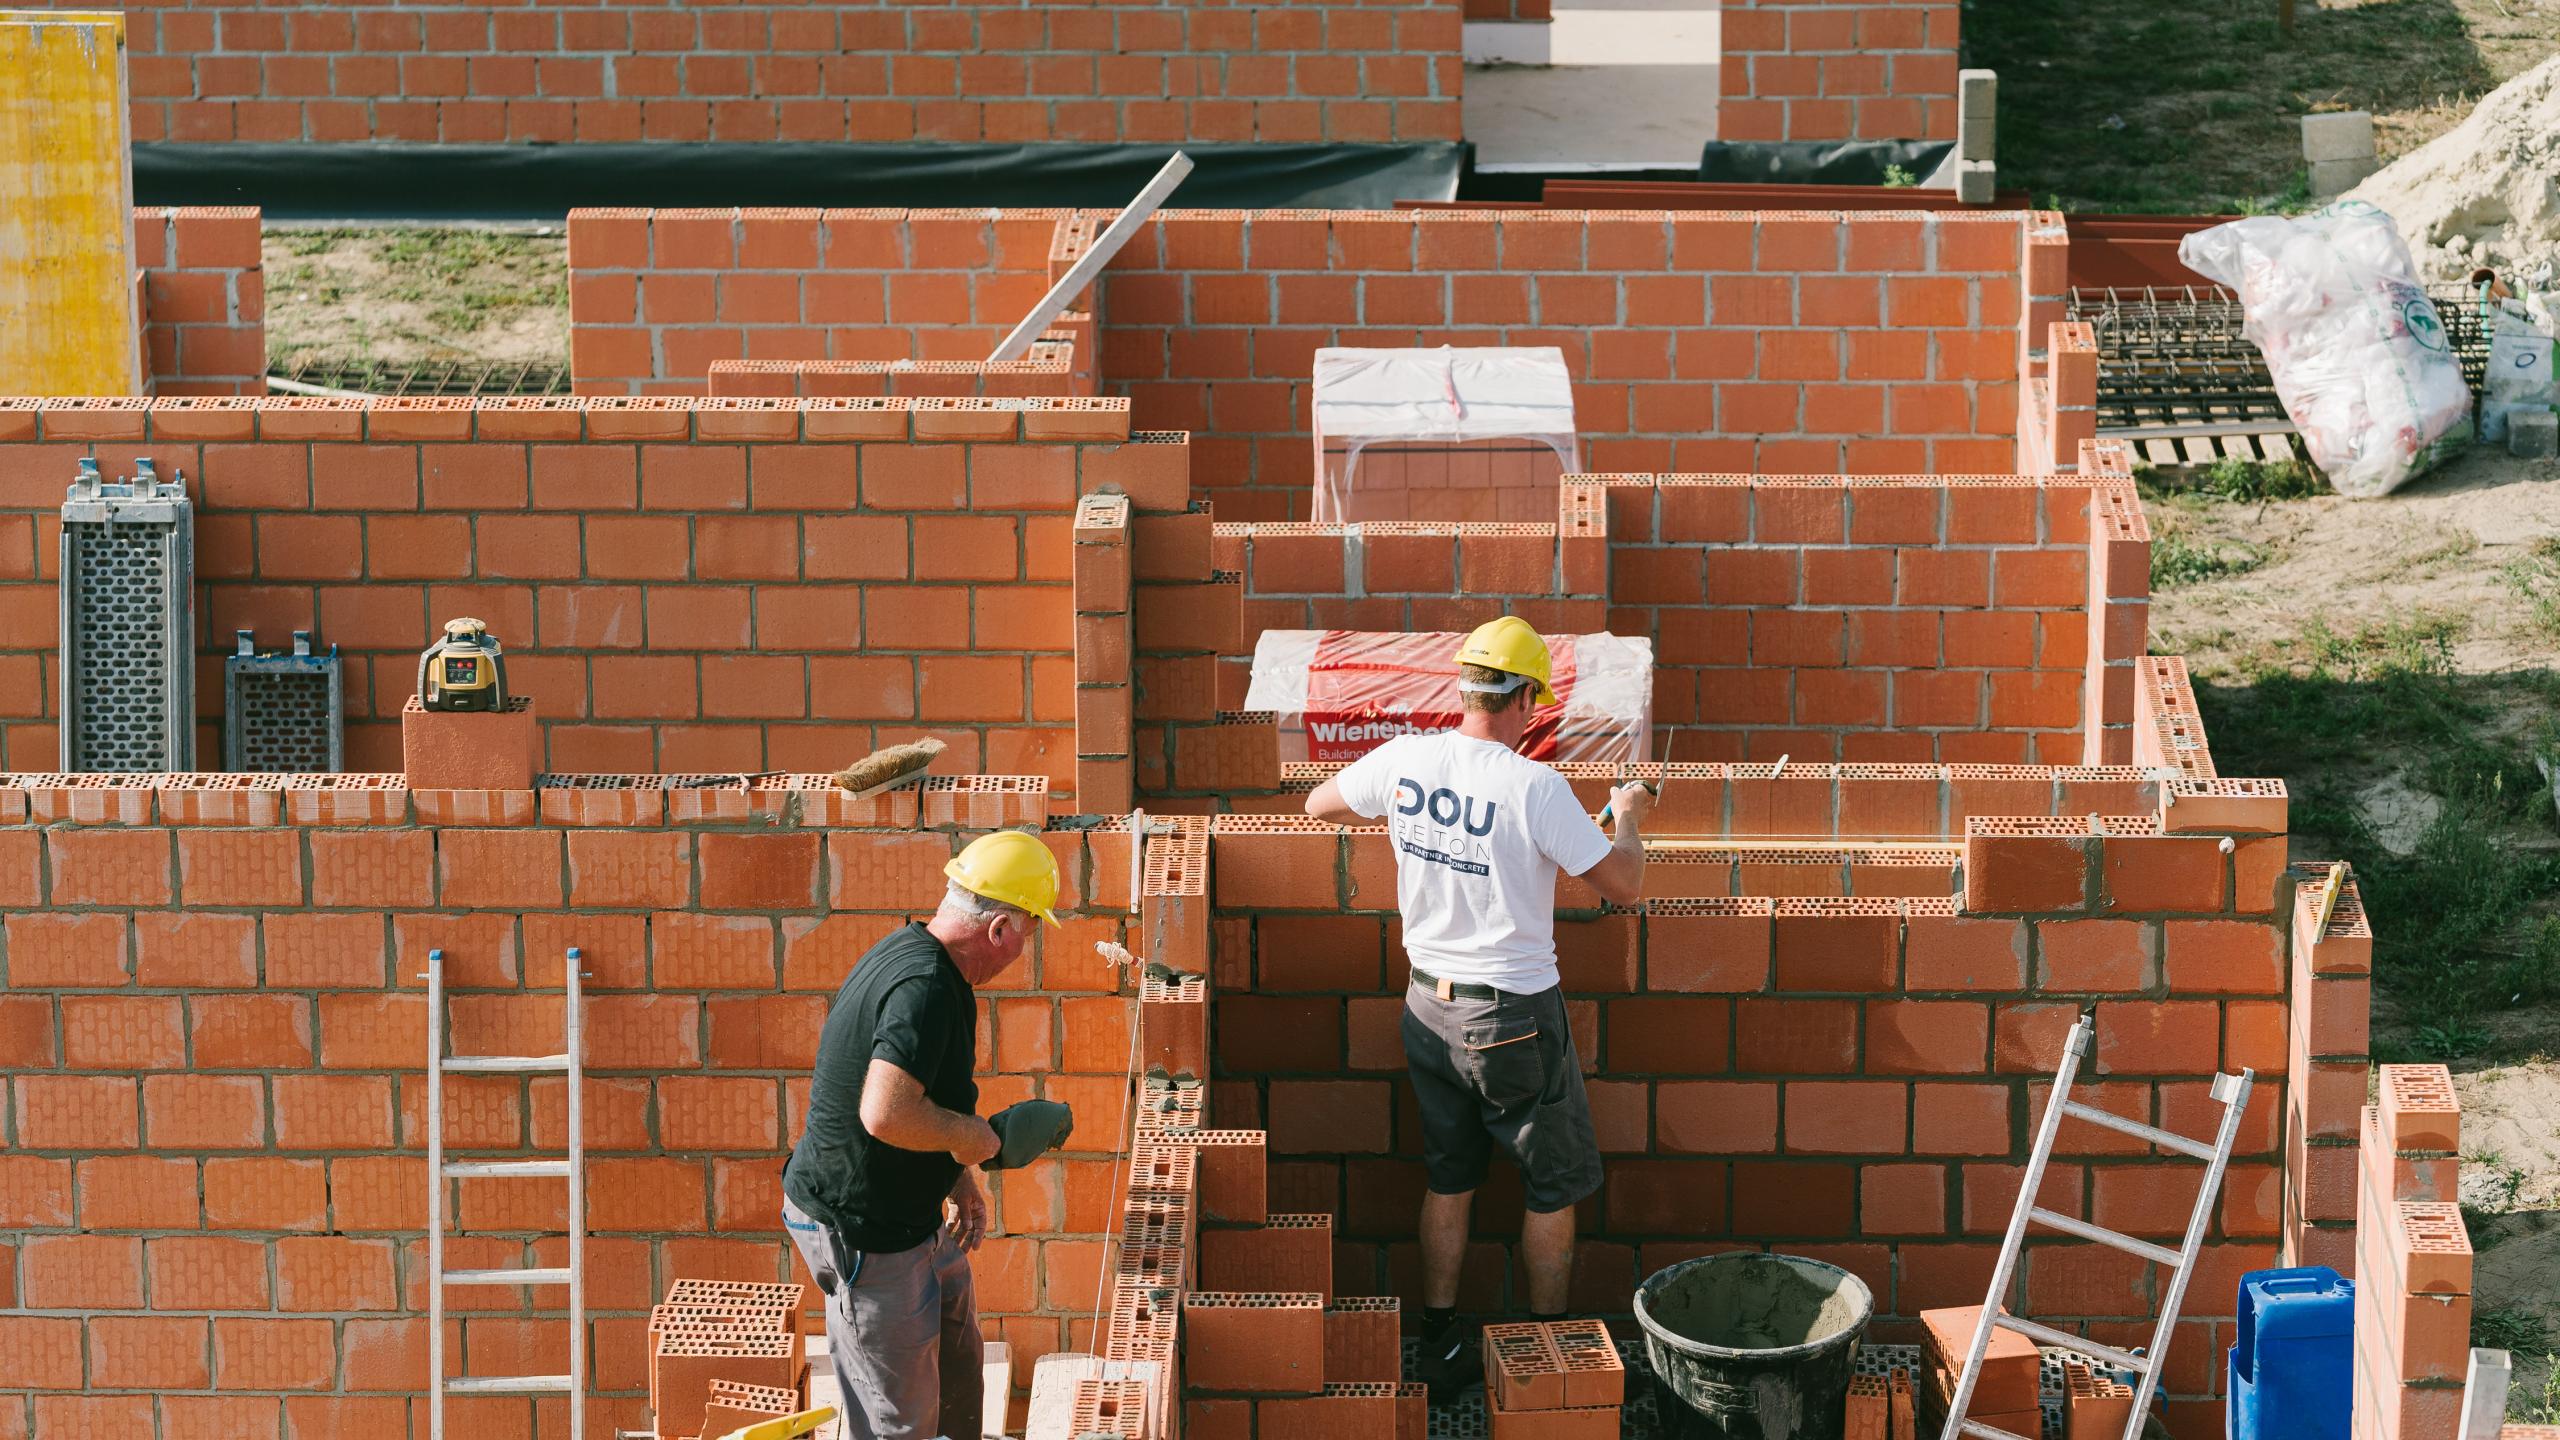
[1417,1316,1482,1404]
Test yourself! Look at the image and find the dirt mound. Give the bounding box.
[2348,53,2560,287]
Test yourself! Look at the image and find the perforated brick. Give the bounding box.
[2380,1064,2459,1153]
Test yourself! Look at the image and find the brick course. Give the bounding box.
[568,208,2043,517]
[132,207,266,398]
[56,0,1462,147]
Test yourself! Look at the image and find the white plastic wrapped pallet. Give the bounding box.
[2179,201,2474,497]
[1309,346,1580,524]
[1243,629,1653,768]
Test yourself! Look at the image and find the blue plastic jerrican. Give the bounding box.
[2228,1266,2355,1440]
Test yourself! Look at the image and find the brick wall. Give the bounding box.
[1715,0,1960,144]
[1198,472,2114,776]
[64,0,1459,146]
[134,207,266,398]
[0,779,1155,1434]
[567,208,2045,518]
[0,395,1182,798]
[1198,798,2298,1439]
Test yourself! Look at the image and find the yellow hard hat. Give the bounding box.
[944,830,1062,927]
[1452,616,1559,707]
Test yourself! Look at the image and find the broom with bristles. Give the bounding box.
[691,736,950,795]
[832,735,946,801]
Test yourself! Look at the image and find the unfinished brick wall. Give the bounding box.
[0,395,1183,797]
[1191,470,2132,785]
[134,207,266,398]
[1715,0,1960,144]
[79,0,1459,146]
[0,779,1152,1433]
[566,208,2044,518]
[1198,782,2298,1438]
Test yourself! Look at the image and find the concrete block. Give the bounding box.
[401,694,537,790]
[1957,71,1997,163]
[1958,69,1998,121]
[2309,156,2379,199]
[2302,109,2375,164]
[1956,159,1998,205]
[2510,408,2557,458]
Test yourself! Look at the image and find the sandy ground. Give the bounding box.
[2149,448,2560,678]
[261,225,568,375]
[2152,447,2560,1406]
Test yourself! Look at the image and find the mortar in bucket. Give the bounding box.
[1634,1252,1873,1440]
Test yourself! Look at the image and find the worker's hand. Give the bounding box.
[1606,782,1654,825]
[948,1170,991,1252]
[952,1115,1002,1168]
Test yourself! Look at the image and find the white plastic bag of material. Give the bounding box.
[2481,295,2555,443]
[2179,201,2475,496]
[1242,629,1652,768]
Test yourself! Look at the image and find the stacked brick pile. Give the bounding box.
[648,1278,809,1440]
[1917,1306,2038,1437]
[1481,1318,1626,1438]
[2352,1064,2473,1440]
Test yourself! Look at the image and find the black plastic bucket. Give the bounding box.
[1634,1252,1874,1440]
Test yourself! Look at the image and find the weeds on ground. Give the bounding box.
[2524,1360,2560,1424]
[2480,1306,2557,1355]
[2502,538,2560,642]
[2150,530,2267,589]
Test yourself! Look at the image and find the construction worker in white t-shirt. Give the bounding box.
[1303,615,1650,1402]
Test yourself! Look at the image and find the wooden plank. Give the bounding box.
[987,152,1191,364]
[0,10,143,395]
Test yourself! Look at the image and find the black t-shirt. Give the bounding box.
[782,923,979,1253]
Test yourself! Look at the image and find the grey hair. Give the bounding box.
[942,880,1031,927]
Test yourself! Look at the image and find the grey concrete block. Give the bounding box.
[1958,68,1998,120]
[2301,109,2375,164]
[2511,408,2558,459]
[1959,113,1995,164]
[1956,159,1997,205]
[2309,155,2379,198]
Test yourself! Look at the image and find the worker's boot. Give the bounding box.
[1416,1314,1482,1404]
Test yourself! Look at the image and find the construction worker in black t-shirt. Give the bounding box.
[782,831,1077,1440]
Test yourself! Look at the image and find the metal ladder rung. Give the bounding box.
[2028,1207,2185,1268]
[444,1374,573,1395]
[442,1054,571,1073]
[1993,1313,2152,1375]
[443,1267,572,1287]
[2059,1100,2218,1160]
[441,1159,570,1178]
[1961,1422,2038,1440]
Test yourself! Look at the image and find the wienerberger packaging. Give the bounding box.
[1244,629,1652,767]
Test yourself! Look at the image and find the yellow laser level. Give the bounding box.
[416,618,508,712]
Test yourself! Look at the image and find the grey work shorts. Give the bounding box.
[1402,977,1603,1213]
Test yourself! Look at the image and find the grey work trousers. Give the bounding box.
[783,1196,984,1440]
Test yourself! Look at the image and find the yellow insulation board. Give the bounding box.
[0,11,142,396]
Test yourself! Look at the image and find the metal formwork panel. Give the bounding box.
[60,457,194,773]
[224,629,343,773]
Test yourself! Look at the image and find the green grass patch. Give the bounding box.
[2503,538,2560,642]
[2197,613,2560,1060]
[2151,529,2267,589]
[1961,0,2512,211]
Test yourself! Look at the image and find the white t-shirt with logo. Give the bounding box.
[1332,732,1615,995]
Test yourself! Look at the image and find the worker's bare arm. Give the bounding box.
[1303,777,1367,827]
[859,1058,1001,1165]
[1576,783,1652,905]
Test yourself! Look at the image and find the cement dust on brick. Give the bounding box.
[263,225,567,373]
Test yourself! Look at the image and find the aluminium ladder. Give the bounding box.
[1935,1012,2254,1440]
[426,946,587,1438]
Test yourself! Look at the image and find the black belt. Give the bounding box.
[1409,967,1503,1001]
